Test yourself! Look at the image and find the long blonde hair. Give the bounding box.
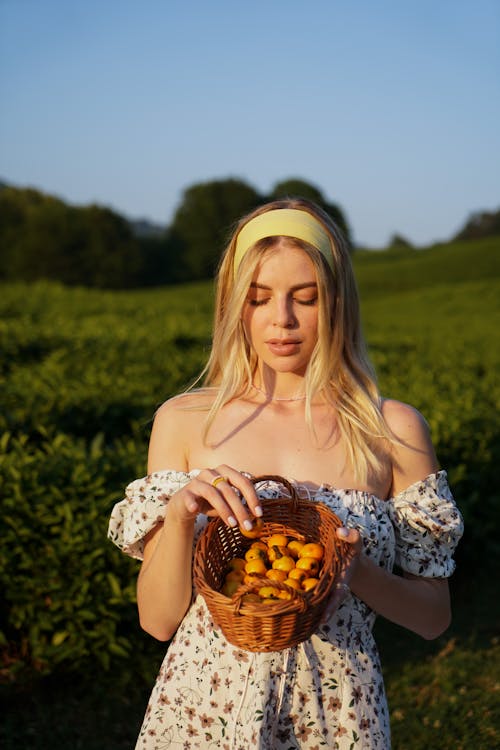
[192,198,392,482]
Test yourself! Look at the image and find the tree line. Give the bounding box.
[0,177,350,288]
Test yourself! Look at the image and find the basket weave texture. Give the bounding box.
[193,475,348,652]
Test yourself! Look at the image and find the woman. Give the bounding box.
[108,198,463,749]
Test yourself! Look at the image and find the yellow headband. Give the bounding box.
[233,208,334,274]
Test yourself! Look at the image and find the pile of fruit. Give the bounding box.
[220,529,325,602]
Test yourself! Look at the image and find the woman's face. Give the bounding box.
[241,241,319,377]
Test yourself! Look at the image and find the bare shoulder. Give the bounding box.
[147,389,215,472]
[156,388,216,415]
[381,398,432,442]
[381,399,439,494]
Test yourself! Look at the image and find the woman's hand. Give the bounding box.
[166,465,263,531]
[138,466,262,641]
[321,527,362,622]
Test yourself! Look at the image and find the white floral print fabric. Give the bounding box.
[108,470,463,749]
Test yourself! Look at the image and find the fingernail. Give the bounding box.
[254,505,263,517]
[228,516,238,527]
[243,519,253,531]
[338,527,349,538]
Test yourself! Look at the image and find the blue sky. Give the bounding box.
[1,0,499,247]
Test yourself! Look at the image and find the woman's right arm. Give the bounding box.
[136,400,261,641]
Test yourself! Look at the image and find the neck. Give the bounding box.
[251,383,306,402]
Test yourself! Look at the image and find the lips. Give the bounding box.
[266,338,301,356]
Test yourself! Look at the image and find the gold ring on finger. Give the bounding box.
[211,475,229,489]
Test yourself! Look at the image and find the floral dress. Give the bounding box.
[108,471,463,750]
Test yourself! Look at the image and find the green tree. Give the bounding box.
[135,228,188,286]
[76,205,143,288]
[268,178,351,243]
[0,186,51,279]
[453,208,500,241]
[0,186,143,287]
[388,233,414,250]
[169,178,261,279]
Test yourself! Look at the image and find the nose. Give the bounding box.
[273,296,296,328]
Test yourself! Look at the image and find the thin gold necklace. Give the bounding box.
[252,384,306,402]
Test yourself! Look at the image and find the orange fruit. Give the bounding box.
[244,558,267,576]
[295,557,320,574]
[266,533,289,548]
[298,543,324,560]
[287,540,305,559]
[258,585,281,600]
[245,547,267,562]
[250,541,268,553]
[266,569,287,582]
[267,545,289,562]
[239,517,264,539]
[288,568,307,582]
[302,577,319,592]
[272,555,295,573]
[283,578,302,590]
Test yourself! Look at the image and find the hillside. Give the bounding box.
[353,235,499,296]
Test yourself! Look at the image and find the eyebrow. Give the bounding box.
[249,282,318,291]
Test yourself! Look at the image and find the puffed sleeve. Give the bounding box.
[107,469,201,560]
[386,470,464,577]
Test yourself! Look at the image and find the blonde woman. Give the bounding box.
[109,199,463,749]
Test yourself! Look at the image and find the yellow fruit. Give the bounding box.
[272,555,295,573]
[258,585,281,600]
[288,568,307,582]
[244,558,267,576]
[278,589,292,600]
[267,533,289,548]
[266,568,287,582]
[283,578,302,590]
[302,577,319,592]
[298,543,324,560]
[287,540,305,559]
[250,541,268,553]
[239,517,264,539]
[295,557,320,574]
[267,545,289,562]
[245,547,267,562]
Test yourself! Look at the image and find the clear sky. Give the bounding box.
[1,0,499,247]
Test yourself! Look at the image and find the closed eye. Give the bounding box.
[247,296,317,307]
[296,297,317,306]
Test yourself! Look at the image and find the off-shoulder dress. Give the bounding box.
[108,471,463,750]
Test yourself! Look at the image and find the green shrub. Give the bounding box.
[0,430,146,676]
[0,237,499,683]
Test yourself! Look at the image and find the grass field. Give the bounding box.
[1,236,499,748]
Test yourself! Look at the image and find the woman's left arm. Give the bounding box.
[344,399,452,640]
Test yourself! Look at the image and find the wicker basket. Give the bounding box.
[193,475,349,652]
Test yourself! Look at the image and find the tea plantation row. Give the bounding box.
[1,238,499,686]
